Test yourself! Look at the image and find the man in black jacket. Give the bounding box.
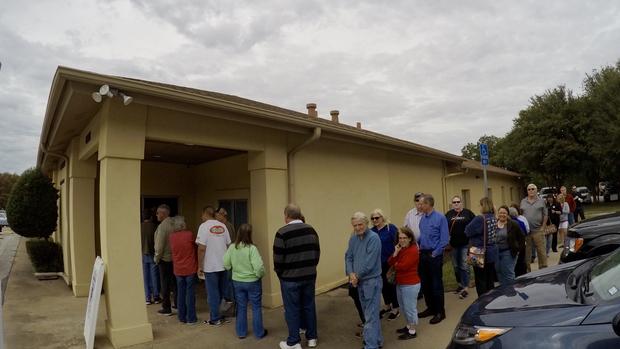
[445,196,476,299]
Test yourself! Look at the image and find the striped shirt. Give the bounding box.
[273,222,321,281]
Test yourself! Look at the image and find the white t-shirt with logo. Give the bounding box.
[196,219,231,272]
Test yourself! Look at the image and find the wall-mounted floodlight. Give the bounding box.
[119,92,133,105]
[91,92,103,103]
[91,84,133,105]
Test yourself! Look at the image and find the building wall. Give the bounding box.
[445,170,522,211]
[293,139,447,293]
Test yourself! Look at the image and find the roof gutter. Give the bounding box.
[39,143,69,173]
[288,127,321,203]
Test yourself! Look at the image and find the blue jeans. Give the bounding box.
[568,213,575,226]
[396,283,420,325]
[233,280,265,338]
[358,276,383,349]
[279,278,317,345]
[545,234,553,256]
[496,250,517,286]
[142,254,160,301]
[176,274,197,323]
[451,246,469,289]
[205,271,227,321]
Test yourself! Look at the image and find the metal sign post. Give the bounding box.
[479,143,489,198]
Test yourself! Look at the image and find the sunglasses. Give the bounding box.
[452,201,461,204]
[527,188,536,191]
[371,216,381,220]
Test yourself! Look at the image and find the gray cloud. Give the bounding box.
[1,0,620,173]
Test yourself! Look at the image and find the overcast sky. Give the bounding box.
[1,1,620,173]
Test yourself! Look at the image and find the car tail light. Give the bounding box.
[453,324,511,345]
[568,237,584,253]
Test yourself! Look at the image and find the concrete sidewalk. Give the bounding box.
[3,240,560,349]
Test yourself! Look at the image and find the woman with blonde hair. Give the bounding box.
[465,197,498,297]
[370,208,400,320]
[556,194,570,248]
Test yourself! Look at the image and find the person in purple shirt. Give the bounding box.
[417,194,449,324]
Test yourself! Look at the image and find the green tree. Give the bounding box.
[0,172,19,209]
[581,61,620,183]
[501,86,584,186]
[6,168,58,238]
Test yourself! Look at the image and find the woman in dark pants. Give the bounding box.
[370,209,400,320]
[465,197,498,297]
[509,205,528,277]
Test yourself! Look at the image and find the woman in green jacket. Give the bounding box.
[223,224,268,339]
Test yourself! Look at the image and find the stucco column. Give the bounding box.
[98,100,152,347]
[248,143,288,308]
[67,138,97,296]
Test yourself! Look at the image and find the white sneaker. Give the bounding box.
[279,341,302,349]
[308,338,317,347]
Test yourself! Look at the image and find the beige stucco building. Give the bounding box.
[38,66,522,348]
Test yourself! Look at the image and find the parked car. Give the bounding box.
[561,212,620,263]
[448,249,620,348]
[0,210,9,232]
[539,186,557,200]
[575,186,593,204]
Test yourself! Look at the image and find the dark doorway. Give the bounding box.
[142,196,179,217]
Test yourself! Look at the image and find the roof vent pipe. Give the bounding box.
[356,122,362,129]
[330,110,339,123]
[306,103,318,118]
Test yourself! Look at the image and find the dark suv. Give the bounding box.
[448,250,620,348]
[561,212,620,263]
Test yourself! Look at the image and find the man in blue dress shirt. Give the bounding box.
[417,194,449,324]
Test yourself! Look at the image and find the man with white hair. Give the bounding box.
[346,212,383,349]
[520,184,548,272]
[154,204,176,316]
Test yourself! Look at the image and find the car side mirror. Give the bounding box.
[613,313,620,336]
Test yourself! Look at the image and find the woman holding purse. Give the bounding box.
[545,195,561,254]
[370,209,400,320]
[465,197,498,297]
[387,226,420,340]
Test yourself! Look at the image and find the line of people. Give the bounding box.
[138,184,558,349]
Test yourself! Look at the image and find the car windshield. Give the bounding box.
[589,249,620,302]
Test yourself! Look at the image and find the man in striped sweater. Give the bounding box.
[274,204,321,349]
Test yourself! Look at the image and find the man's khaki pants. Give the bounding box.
[525,229,547,272]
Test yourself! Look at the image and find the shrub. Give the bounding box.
[6,167,58,239]
[25,239,64,272]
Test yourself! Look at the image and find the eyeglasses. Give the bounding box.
[527,188,536,191]
[371,216,381,220]
[452,201,461,204]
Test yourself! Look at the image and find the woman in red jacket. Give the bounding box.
[388,226,420,340]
